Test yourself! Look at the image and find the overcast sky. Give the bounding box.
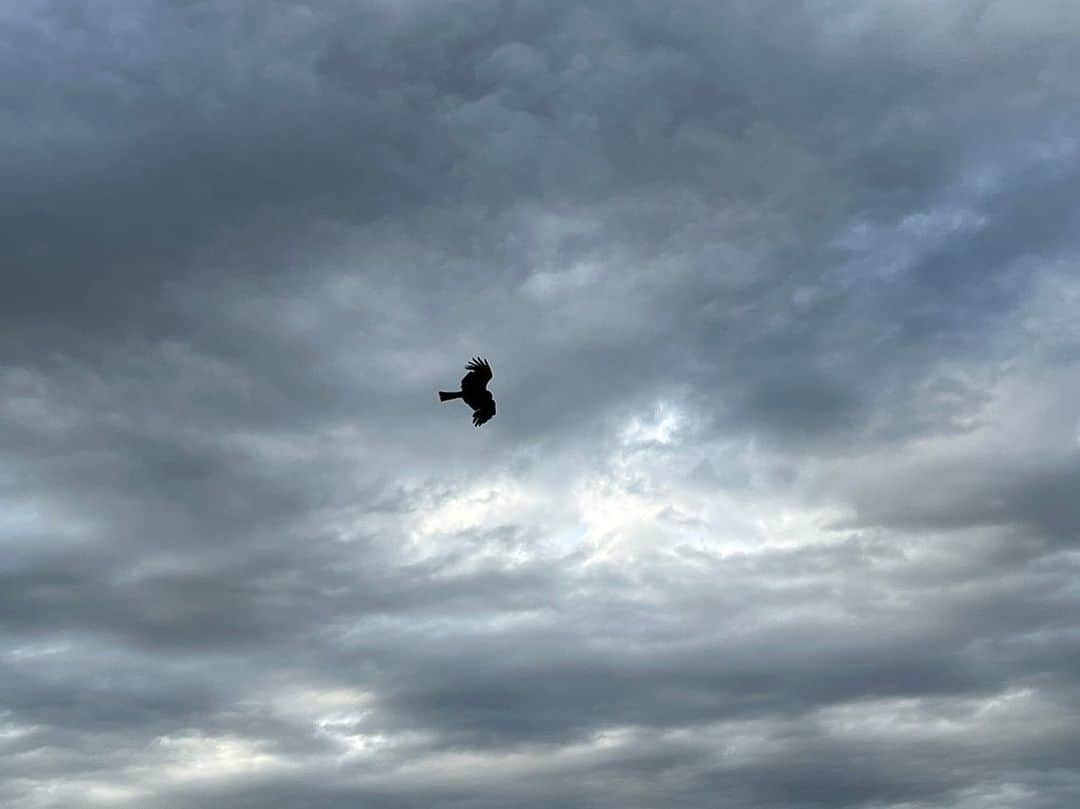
[3,2,1080,807]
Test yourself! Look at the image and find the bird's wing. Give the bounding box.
[461,357,493,391]
[472,404,495,426]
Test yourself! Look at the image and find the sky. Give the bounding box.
[2,1,1080,807]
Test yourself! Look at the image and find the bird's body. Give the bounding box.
[439,357,496,426]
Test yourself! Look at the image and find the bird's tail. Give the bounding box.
[439,391,462,402]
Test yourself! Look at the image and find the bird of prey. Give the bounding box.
[439,356,496,426]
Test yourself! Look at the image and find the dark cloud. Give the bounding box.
[2,1,1079,807]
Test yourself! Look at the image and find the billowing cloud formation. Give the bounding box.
[3,2,1080,807]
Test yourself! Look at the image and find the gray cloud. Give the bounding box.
[2,1,1079,807]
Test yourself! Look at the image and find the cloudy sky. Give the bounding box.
[3,1,1080,807]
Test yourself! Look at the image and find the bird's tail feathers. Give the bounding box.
[439,391,462,402]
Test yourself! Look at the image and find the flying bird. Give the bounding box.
[439,356,496,426]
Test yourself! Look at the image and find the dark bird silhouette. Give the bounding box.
[439,357,496,426]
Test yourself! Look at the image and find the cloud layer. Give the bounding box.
[3,2,1079,807]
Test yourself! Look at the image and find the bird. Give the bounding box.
[439,356,496,426]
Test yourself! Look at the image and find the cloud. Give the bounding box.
[2,1,1079,807]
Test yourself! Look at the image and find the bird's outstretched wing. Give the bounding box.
[461,356,493,393]
[473,403,495,427]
